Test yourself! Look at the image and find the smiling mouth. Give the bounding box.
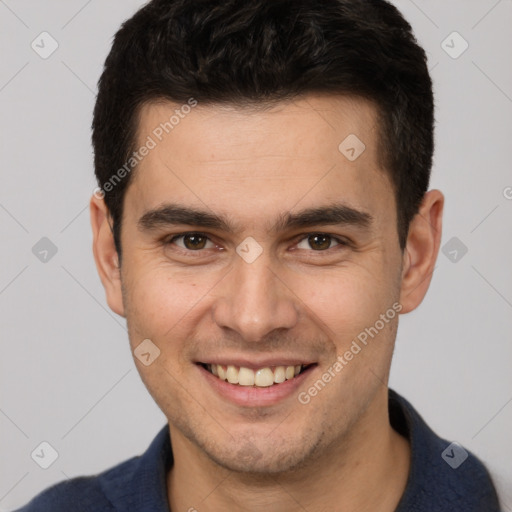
[198,363,316,387]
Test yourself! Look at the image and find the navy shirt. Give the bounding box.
[15,389,501,511]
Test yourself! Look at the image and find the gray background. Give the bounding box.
[1,0,511,509]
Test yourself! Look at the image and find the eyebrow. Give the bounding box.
[137,202,373,234]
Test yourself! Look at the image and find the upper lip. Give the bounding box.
[197,357,316,369]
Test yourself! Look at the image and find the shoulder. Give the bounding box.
[16,425,172,511]
[14,457,140,512]
[389,389,501,511]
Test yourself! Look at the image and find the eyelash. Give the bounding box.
[165,232,351,253]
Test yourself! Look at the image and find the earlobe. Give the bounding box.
[90,195,125,317]
[399,189,444,314]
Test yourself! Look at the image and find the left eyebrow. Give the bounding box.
[137,202,373,234]
[271,203,373,233]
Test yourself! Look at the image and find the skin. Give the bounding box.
[90,94,444,511]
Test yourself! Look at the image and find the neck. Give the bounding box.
[167,387,410,512]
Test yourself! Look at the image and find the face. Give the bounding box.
[106,95,407,473]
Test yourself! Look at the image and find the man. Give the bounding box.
[17,0,500,510]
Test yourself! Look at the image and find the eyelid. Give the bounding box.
[294,233,351,250]
[165,231,351,252]
[166,232,217,251]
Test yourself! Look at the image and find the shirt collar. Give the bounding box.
[100,423,173,510]
[102,388,497,511]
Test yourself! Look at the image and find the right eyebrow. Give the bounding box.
[137,203,235,233]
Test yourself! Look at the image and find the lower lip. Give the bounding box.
[197,364,317,407]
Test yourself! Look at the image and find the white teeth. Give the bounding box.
[238,367,255,386]
[207,364,304,387]
[217,365,227,381]
[226,365,239,384]
[254,368,274,387]
[274,366,286,383]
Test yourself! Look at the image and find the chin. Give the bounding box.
[200,431,322,475]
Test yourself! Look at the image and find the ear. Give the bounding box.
[90,193,125,317]
[399,189,444,314]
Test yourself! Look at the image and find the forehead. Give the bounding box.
[126,94,395,231]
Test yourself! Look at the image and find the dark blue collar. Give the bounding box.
[99,423,173,510]
[99,389,500,511]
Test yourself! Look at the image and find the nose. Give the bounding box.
[212,253,299,342]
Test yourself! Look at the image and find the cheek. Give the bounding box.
[122,260,226,360]
[292,265,395,342]
[123,264,198,339]
[122,268,212,395]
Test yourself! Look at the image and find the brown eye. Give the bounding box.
[296,233,344,251]
[309,234,331,250]
[168,233,214,251]
[183,234,207,249]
